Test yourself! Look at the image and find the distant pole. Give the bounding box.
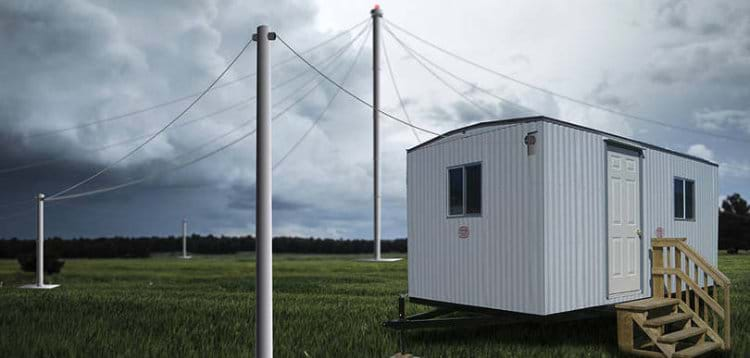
[182,219,186,257]
[181,218,190,259]
[254,24,275,358]
[372,5,383,261]
[36,193,44,287]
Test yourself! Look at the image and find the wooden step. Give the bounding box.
[616,298,680,311]
[643,312,693,327]
[630,348,667,358]
[672,342,721,358]
[658,327,706,344]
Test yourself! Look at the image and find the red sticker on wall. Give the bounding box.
[458,225,470,239]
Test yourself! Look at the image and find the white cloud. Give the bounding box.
[694,109,750,135]
[686,144,750,179]
[686,143,715,161]
[719,162,750,179]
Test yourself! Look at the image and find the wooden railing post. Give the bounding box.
[712,279,719,333]
[674,248,683,301]
[667,247,673,298]
[724,285,731,350]
[652,246,664,298]
[684,256,693,307]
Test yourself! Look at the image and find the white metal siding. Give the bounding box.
[542,121,718,314]
[642,146,719,293]
[642,150,719,267]
[407,118,718,316]
[407,122,546,314]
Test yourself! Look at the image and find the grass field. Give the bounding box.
[0,253,747,357]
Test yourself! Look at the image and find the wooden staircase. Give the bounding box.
[616,238,731,358]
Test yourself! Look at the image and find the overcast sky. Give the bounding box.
[0,0,748,239]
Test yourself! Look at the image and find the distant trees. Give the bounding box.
[272,236,406,254]
[722,193,749,216]
[719,193,750,254]
[0,236,407,259]
[17,254,65,274]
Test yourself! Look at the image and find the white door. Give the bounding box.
[607,148,641,295]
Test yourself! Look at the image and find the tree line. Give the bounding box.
[719,193,750,253]
[1,193,747,258]
[0,235,407,259]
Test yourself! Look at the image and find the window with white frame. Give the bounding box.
[674,178,695,220]
[448,163,481,216]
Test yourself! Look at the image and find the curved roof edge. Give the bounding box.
[406,116,719,167]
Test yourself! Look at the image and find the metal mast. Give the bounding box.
[20,193,59,289]
[254,24,275,358]
[372,5,383,261]
[36,193,45,286]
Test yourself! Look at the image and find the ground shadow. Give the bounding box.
[393,312,622,356]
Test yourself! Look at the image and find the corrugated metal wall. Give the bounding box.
[542,121,718,314]
[407,122,546,314]
[642,140,719,293]
[642,149,719,265]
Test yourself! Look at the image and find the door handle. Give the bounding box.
[636,229,642,239]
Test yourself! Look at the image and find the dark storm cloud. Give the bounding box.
[656,0,689,30]
[0,0,393,240]
[693,109,750,135]
[655,1,740,38]
[649,45,748,86]
[225,184,308,212]
[647,1,750,89]
[0,0,340,238]
[649,68,677,85]
[699,22,725,36]
[588,76,625,109]
[452,102,487,124]
[220,182,377,240]
[0,129,231,238]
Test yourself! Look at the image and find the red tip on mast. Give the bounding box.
[374,4,380,10]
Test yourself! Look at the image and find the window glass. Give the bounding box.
[465,165,481,214]
[448,168,464,215]
[674,178,684,219]
[685,180,695,220]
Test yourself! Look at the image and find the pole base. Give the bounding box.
[19,284,60,289]
[179,255,192,259]
[357,257,403,262]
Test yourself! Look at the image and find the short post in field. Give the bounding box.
[20,193,60,289]
[180,218,191,259]
[37,193,44,284]
[254,24,275,358]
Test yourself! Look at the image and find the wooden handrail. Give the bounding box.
[651,237,732,350]
[653,238,731,286]
[651,237,686,245]
[652,267,725,318]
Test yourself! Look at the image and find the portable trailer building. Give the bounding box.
[406,116,719,316]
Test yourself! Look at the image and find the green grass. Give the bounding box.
[0,253,747,357]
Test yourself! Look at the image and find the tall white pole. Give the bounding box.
[20,193,58,289]
[254,24,274,358]
[372,5,383,261]
[36,193,44,287]
[182,218,188,258]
